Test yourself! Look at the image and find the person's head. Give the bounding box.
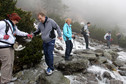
[65,18,72,25]
[87,22,91,27]
[38,12,46,23]
[7,13,21,25]
[108,31,111,34]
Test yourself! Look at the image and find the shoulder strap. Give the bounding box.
[3,20,10,35]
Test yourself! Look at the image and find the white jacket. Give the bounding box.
[84,25,90,36]
[104,33,111,40]
[0,20,28,47]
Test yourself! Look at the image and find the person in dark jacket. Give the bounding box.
[33,12,62,75]
[82,22,91,49]
[0,13,32,84]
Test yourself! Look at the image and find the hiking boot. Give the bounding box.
[46,68,53,75]
[10,77,17,82]
[65,57,72,61]
[86,48,90,50]
[69,54,73,56]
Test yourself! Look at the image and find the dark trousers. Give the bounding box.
[65,40,73,60]
[43,40,55,71]
[107,40,111,48]
[83,34,89,49]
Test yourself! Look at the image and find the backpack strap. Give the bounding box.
[3,20,10,35]
[0,20,14,46]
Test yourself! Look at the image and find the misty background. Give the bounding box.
[16,0,126,33]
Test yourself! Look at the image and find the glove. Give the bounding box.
[3,35,9,40]
[27,34,33,38]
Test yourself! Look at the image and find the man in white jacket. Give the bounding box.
[104,31,111,48]
[0,13,32,84]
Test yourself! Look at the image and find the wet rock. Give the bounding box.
[105,63,116,71]
[102,71,112,79]
[108,50,118,61]
[78,54,97,61]
[98,57,107,64]
[39,71,70,84]
[119,66,126,71]
[110,79,123,84]
[55,59,89,75]
[103,51,112,60]
[95,53,103,57]
[94,49,104,54]
[73,49,95,54]
[118,71,126,76]
[83,73,98,84]
[113,60,125,67]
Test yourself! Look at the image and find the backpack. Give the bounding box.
[81,27,87,35]
[81,27,84,34]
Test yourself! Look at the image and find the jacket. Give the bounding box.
[84,25,90,36]
[0,20,28,47]
[33,18,62,43]
[63,23,72,41]
[104,33,111,41]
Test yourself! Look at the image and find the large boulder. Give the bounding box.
[98,57,107,64]
[113,60,126,67]
[103,51,112,60]
[108,50,118,61]
[78,54,97,61]
[73,49,95,54]
[55,59,89,75]
[39,71,70,84]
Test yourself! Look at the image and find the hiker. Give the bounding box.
[82,22,91,49]
[32,12,62,75]
[116,33,121,44]
[0,13,32,84]
[63,18,75,61]
[104,31,112,49]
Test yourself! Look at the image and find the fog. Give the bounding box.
[63,0,126,32]
[16,0,126,32]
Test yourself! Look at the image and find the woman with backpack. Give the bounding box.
[0,13,32,84]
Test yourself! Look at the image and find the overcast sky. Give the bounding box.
[63,0,126,32]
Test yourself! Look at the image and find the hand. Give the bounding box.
[72,35,75,38]
[3,35,9,40]
[58,37,62,40]
[27,34,33,38]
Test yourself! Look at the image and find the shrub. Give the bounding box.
[14,36,43,72]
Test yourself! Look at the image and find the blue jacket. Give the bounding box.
[63,23,72,41]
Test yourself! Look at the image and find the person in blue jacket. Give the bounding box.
[63,18,75,61]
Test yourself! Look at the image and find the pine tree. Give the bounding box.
[0,0,43,72]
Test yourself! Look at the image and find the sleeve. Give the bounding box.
[63,24,72,38]
[51,20,62,37]
[15,26,28,36]
[33,27,41,36]
[104,33,107,40]
[0,21,6,39]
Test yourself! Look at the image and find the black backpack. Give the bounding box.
[81,26,87,35]
[81,27,84,34]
